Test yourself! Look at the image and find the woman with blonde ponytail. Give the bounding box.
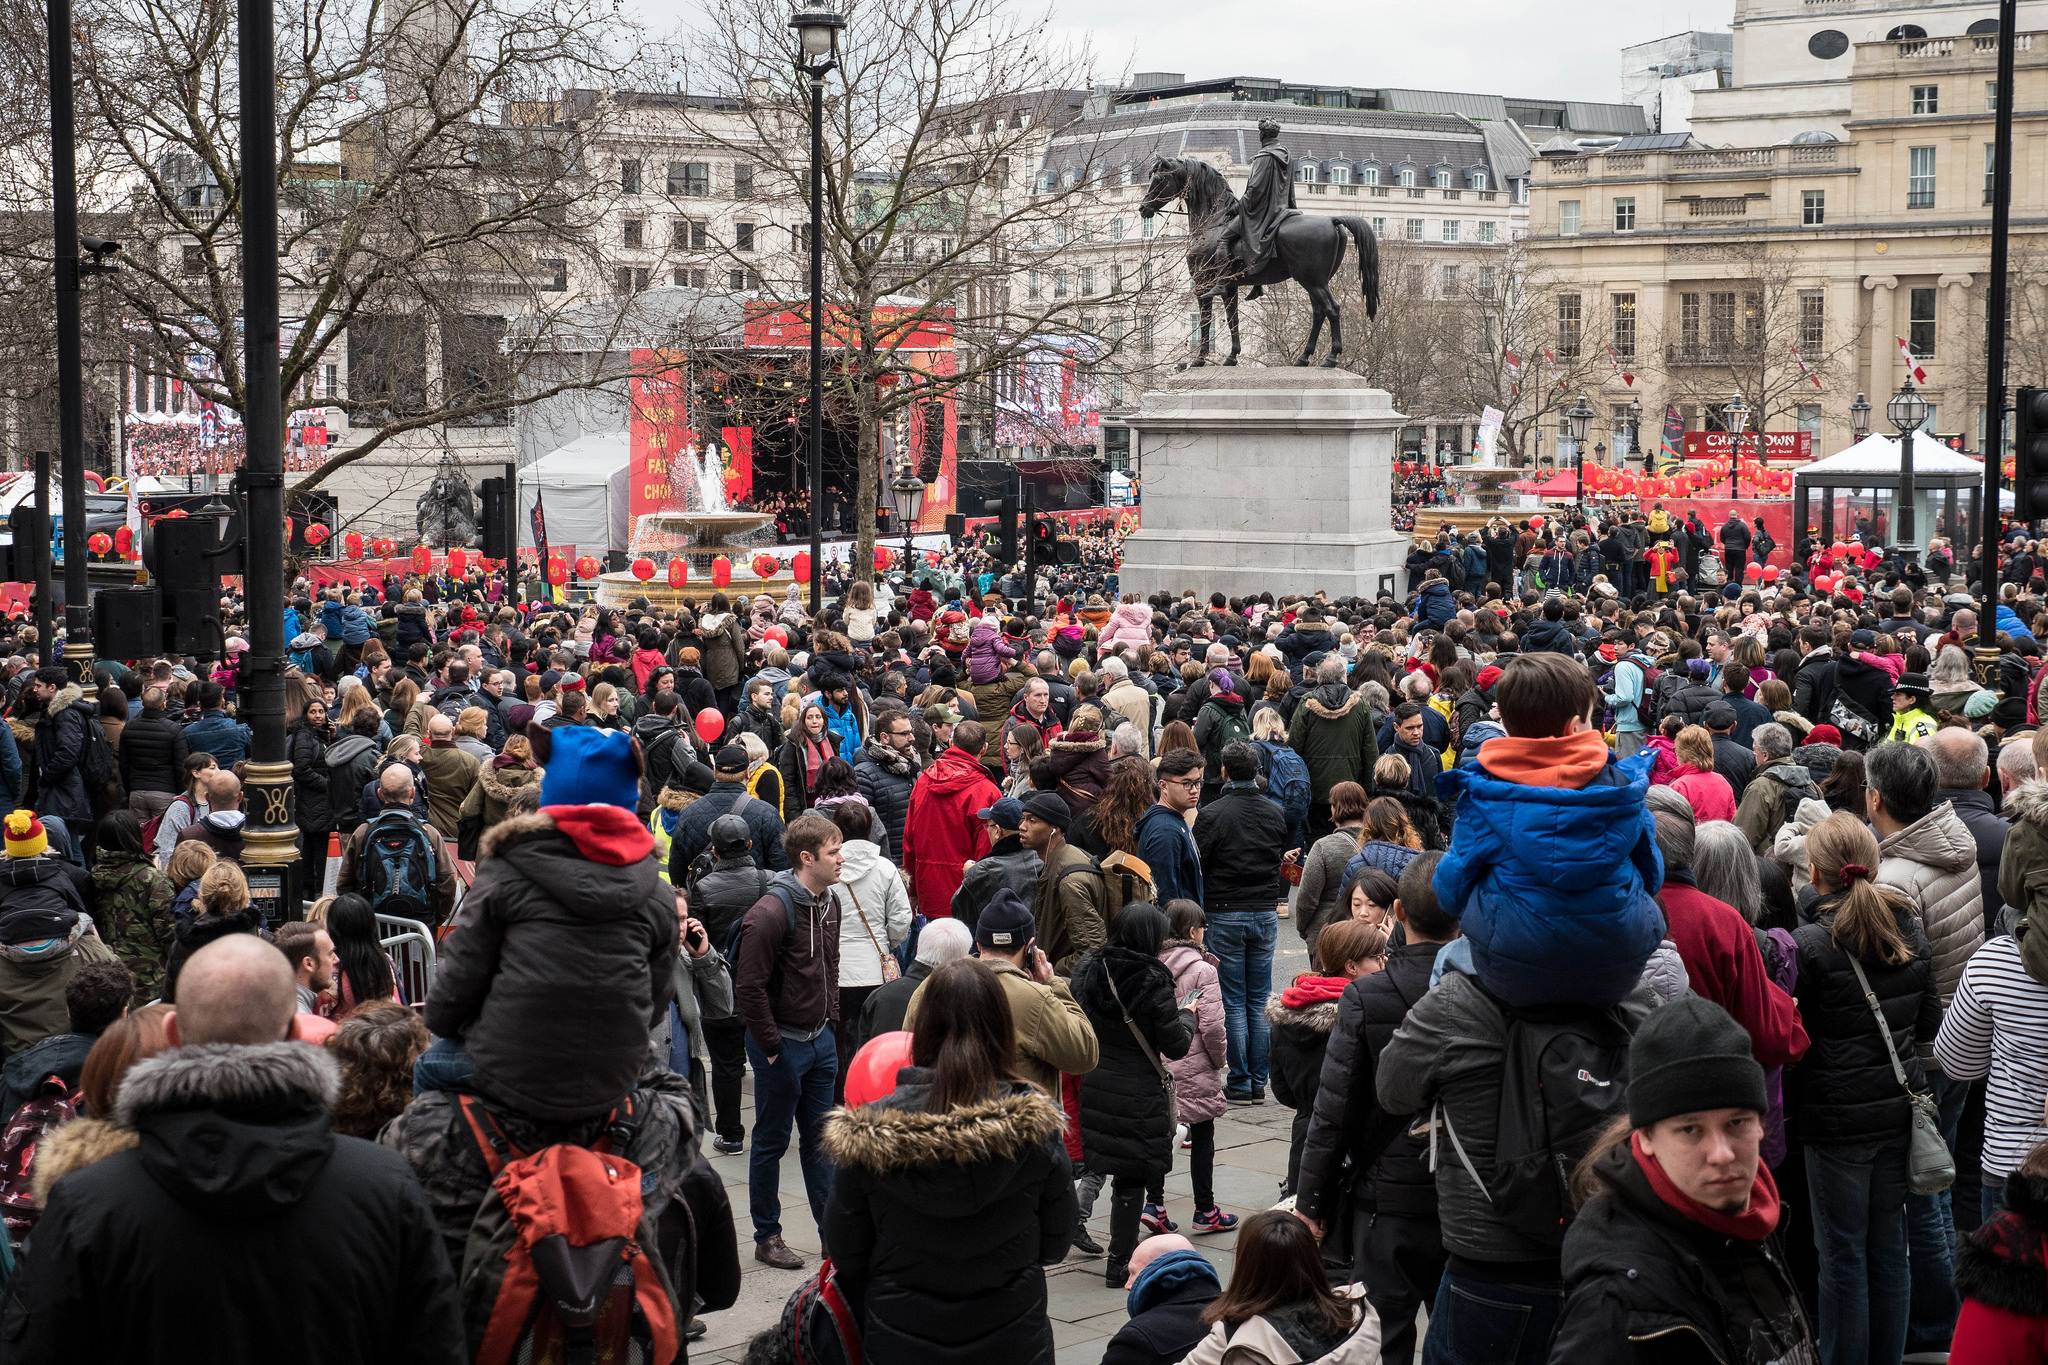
[1790,810,1942,1365]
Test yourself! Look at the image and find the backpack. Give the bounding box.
[138,792,195,856]
[1200,702,1251,767]
[720,880,798,977]
[1055,851,1153,923]
[75,708,122,816]
[359,807,439,923]
[777,1255,863,1365]
[0,1074,77,1254]
[454,1094,680,1365]
[1433,996,1634,1252]
[1256,741,1310,831]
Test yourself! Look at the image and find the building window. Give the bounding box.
[1441,264,1460,294]
[1911,84,1940,114]
[675,218,707,250]
[1559,200,1581,235]
[1987,142,1997,203]
[1479,266,1498,293]
[1796,403,1822,438]
[620,160,641,194]
[1397,164,1416,188]
[614,266,633,295]
[1909,285,1938,357]
[1478,220,1497,243]
[1679,291,1701,352]
[540,257,567,291]
[673,267,707,288]
[1799,289,1826,355]
[1557,292,1582,358]
[1708,290,1737,353]
[1371,216,1387,235]
[670,161,710,196]
[1027,270,1039,300]
[1613,196,1635,232]
[1472,169,1489,191]
[1433,167,1451,189]
[1404,218,1423,240]
[1330,164,1351,185]
[1441,219,1460,243]
[1080,266,1095,295]
[733,162,755,197]
[1296,161,1318,183]
[1988,80,2000,112]
[1908,146,1936,208]
[1802,189,1826,226]
[180,244,205,274]
[1053,271,1068,299]
[735,222,756,252]
[621,219,643,248]
[1362,164,1379,186]
[1611,292,1636,359]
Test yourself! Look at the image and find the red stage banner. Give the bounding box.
[1681,431,1814,461]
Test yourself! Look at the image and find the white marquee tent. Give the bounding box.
[518,432,631,555]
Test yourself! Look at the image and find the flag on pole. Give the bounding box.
[1794,348,1824,391]
[1504,349,1522,381]
[529,490,565,604]
[1659,404,1684,468]
[1607,345,1636,387]
[1896,336,1929,386]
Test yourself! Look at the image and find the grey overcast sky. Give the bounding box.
[640,0,1737,106]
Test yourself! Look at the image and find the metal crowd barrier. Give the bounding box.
[377,913,436,1007]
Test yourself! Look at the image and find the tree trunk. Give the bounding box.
[852,384,880,586]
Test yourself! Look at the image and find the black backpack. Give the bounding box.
[1434,994,1634,1252]
[74,707,122,816]
[360,808,439,924]
[720,881,799,978]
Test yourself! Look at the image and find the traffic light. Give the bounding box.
[2019,387,2048,522]
[996,493,1018,564]
[479,477,510,560]
[1030,517,1056,553]
[2,504,45,585]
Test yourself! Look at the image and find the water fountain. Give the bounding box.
[595,444,793,607]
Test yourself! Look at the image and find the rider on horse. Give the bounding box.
[1225,119,1296,300]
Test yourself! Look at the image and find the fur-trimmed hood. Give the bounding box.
[476,762,538,805]
[1959,1170,2048,1318]
[31,1114,138,1206]
[1301,685,1359,720]
[2010,776,2048,832]
[116,1041,341,1211]
[1048,732,1105,756]
[1265,995,1341,1035]
[822,1071,1065,1176]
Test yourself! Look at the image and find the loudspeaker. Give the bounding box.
[997,494,1018,564]
[944,513,965,540]
[147,517,217,593]
[93,587,161,661]
[875,508,893,536]
[162,587,220,656]
[479,478,510,559]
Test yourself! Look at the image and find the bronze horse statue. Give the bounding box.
[1138,156,1379,368]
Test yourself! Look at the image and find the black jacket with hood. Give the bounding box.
[1,1041,464,1364]
[820,1070,1074,1365]
[1070,946,1193,1179]
[426,806,679,1121]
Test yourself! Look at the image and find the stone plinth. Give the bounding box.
[1118,369,1409,600]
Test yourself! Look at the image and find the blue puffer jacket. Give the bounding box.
[1433,744,1664,1008]
[320,598,373,646]
[1998,603,2035,645]
[1413,581,1456,630]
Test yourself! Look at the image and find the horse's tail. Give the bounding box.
[1339,217,1380,318]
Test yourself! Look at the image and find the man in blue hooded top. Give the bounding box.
[1433,651,1663,1008]
[1099,1234,1220,1365]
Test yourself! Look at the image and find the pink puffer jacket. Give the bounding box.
[1160,942,1228,1123]
[1100,601,1155,652]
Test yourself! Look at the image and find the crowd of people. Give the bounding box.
[6,508,2048,1363]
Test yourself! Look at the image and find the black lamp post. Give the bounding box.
[1850,391,1872,442]
[791,2,843,615]
[888,464,925,583]
[1889,378,1929,566]
[1566,393,1594,509]
[1626,396,1643,467]
[1724,392,1751,497]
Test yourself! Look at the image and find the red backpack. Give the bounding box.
[779,1255,864,1365]
[0,1076,78,1253]
[456,1094,681,1365]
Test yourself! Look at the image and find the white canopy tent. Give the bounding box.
[1799,430,1987,479]
[519,432,631,555]
[1793,430,1993,552]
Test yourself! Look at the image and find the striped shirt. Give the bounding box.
[1934,935,2048,1177]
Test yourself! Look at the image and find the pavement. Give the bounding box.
[689,915,1316,1364]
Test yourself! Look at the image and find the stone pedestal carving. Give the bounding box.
[1118,370,1409,600]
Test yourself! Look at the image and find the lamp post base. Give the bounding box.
[239,757,303,924]
[61,637,91,684]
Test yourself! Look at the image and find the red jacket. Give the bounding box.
[901,745,1000,919]
[1658,880,1809,1068]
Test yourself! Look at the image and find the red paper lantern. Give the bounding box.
[343,531,364,560]
[873,546,892,573]
[411,545,433,575]
[693,709,725,746]
[791,552,812,584]
[304,523,330,547]
[546,557,568,586]
[574,555,600,580]
[751,553,778,579]
[711,555,733,588]
[86,531,112,556]
[113,525,134,557]
[668,558,688,589]
[630,557,655,582]
[372,537,396,559]
[447,548,468,576]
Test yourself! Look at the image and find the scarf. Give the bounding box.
[861,738,915,777]
[1279,973,1350,1010]
[1630,1131,1780,1242]
[803,735,835,787]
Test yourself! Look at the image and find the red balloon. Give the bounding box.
[791,552,812,584]
[411,545,433,575]
[631,557,656,582]
[303,522,330,547]
[844,1031,916,1107]
[668,558,688,589]
[1529,515,1545,531]
[343,531,365,560]
[1762,565,1781,583]
[873,546,893,573]
[86,531,112,556]
[762,624,788,647]
[711,555,732,588]
[1813,574,1835,593]
[693,709,725,746]
[1744,562,1763,581]
[574,555,600,580]
[447,548,468,576]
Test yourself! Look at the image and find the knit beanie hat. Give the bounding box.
[537,726,641,811]
[3,811,46,859]
[1627,995,1766,1129]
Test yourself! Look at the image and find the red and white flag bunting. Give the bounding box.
[1607,346,1635,387]
[1794,349,1823,391]
[1896,336,1928,386]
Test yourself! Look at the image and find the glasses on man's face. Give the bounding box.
[1166,776,1202,792]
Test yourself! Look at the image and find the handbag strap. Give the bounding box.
[841,883,890,962]
[1844,954,1914,1098]
[1105,971,1174,1090]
